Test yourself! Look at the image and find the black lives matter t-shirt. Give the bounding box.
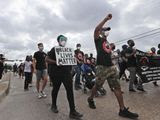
[94,37,113,66]
[48,47,72,77]
[33,51,47,70]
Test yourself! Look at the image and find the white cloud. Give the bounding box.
[0,0,160,60]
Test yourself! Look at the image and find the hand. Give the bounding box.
[106,13,112,20]
[58,62,63,66]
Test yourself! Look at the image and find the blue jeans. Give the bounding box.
[74,65,81,86]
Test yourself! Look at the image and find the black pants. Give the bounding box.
[0,68,4,79]
[24,72,32,89]
[51,74,75,112]
[119,62,127,79]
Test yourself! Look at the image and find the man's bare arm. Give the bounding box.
[94,14,112,40]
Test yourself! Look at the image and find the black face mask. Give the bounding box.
[129,42,135,47]
[112,46,115,50]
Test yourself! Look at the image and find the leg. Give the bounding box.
[62,75,75,112]
[36,70,41,92]
[41,69,48,92]
[119,62,126,79]
[128,67,136,91]
[75,65,81,89]
[51,76,62,108]
[62,74,83,119]
[88,66,105,109]
[107,66,139,119]
[24,72,29,90]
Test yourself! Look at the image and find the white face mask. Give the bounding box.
[39,46,44,51]
[77,47,81,50]
[105,31,109,37]
[60,41,66,47]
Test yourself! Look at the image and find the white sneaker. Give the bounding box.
[41,91,47,98]
[38,93,43,99]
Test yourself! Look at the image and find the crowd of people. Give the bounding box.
[1,13,160,120]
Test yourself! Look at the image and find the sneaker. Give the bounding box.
[129,89,136,92]
[69,110,83,119]
[41,91,47,98]
[137,87,145,92]
[87,98,96,109]
[38,93,43,99]
[75,85,81,90]
[153,82,159,86]
[119,107,139,119]
[51,106,59,113]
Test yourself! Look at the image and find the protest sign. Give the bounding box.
[55,47,77,66]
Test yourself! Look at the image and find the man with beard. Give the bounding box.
[87,13,139,119]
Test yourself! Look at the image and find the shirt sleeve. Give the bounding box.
[48,48,56,60]
[33,52,37,59]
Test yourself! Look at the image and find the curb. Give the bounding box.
[0,73,11,103]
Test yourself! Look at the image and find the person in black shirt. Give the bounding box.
[157,44,160,55]
[87,14,138,119]
[46,35,83,119]
[33,43,48,99]
[125,40,137,92]
[0,54,5,79]
[119,45,129,81]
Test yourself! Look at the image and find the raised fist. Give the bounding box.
[106,14,112,20]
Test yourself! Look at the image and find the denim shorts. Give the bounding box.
[36,69,48,81]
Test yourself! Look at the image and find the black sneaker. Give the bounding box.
[129,89,136,92]
[126,78,130,82]
[137,87,145,92]
[69,110,83,119]
[119,107,139,119]
[51,106,59,113]
[75,85,82,90]
[153,82,159,86]
[87,98,96,109]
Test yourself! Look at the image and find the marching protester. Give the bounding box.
[46,35,83,119]
[150,47,159,86]
[13,63,18,76]
[88,14,138,118]
[24,56,33,91]
[119,45,129,81]
[18,63,24,79]
[157,44,160,55]
[110,43,120,72]
[28,55,34,87]
[87,13,139,119]
[73,43,84,90]
[125,40,145,92]
[125,40,138,92]
[0,54,5,80]
[33,43,48,99]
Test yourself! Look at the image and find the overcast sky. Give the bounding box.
[0,0,160,60]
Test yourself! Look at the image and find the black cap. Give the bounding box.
[102,27,111,31]
[76,43,81,47]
